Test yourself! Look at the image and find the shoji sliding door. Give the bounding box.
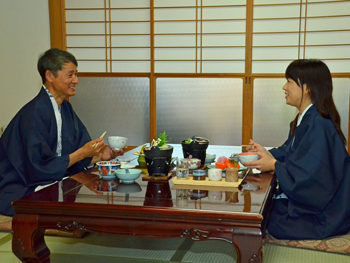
[51,0,350,149]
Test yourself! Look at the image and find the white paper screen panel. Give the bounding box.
[111,9,150,21]
[66,48,106,60]
[202,0,246,5]
[111,22,150,34]
[65,0,105,9]
[255,0,340,3]
[202,6,246,19]
[156,78,243,145]
[202,61,245,73]
[154,8,196,20]
[154,0,196,7]
[111,35,150,47]
[253,78,349,148]
[66,10,105,21]
[252,1,350,74]
[307,2,350,16]
[75,61,107,73]
[65,23,106,35]
[112,61,150,72]
[154,21,196,34]
[112,48,150,60]
[305,31,350,45]
[155,35,196,46]
[69,77,150,146]
[110,0,150,8]
[64,0,349,74]
[202,34,245,46]
[253,19,300,33]
[65,0,151,73]
[202,48,245,60]
[67,36,106,47]
[155,61,196,73]
[202,20,246,33]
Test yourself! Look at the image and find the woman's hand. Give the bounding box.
[242,139,277,173]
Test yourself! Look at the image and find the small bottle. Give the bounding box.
[193,170,206,180]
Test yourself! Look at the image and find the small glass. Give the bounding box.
[176,189,189,207]
[176,159,189,179]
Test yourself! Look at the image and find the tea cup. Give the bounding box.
[208,168,222,181]
[108,136,128,151]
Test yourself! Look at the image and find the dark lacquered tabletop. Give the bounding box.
[20,168,275,216]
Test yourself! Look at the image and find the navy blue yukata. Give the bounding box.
[268,105,350,239]
[0,87,92,216]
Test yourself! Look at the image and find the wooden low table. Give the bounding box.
[12,170,276,263]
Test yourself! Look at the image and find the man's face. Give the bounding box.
[51,62,78,99]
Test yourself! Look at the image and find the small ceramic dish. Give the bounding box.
[238,152,259,163]
[96,161,120,177]
[115,169,142,184]
[186,158,201,169]
[205,154,216,164]
[108,136,128,151]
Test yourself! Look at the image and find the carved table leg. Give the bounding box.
[12,214,50,263]
[232,228,263,263]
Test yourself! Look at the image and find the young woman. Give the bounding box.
[244,59,350,239]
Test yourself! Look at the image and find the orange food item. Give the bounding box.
[225,158,240,169]
[215,162,227,170]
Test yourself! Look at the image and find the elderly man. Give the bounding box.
[0,48,123,216]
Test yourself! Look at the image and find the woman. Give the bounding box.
[244,59,350,240]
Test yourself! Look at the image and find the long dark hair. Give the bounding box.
[286,59,346,145]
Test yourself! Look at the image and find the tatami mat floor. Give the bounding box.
[1,231,350,263]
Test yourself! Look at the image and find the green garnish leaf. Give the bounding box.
[157,131,168,147]
[184,138,192,144]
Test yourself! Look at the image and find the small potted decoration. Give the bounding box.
[143,132,174,176]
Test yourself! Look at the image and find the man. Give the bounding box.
[0,48,123,216]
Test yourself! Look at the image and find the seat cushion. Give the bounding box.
[263,231,350,254]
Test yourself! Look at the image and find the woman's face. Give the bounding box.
[283,78,304,110]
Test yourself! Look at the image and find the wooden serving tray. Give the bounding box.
[172,177,242,188]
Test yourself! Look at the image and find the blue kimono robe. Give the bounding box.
[0,87,92,216]
[268,105,350,239]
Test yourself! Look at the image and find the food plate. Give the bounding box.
[207,164,247,172]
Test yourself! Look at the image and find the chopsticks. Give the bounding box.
[241,168,250,181]
[92,131,106,148]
